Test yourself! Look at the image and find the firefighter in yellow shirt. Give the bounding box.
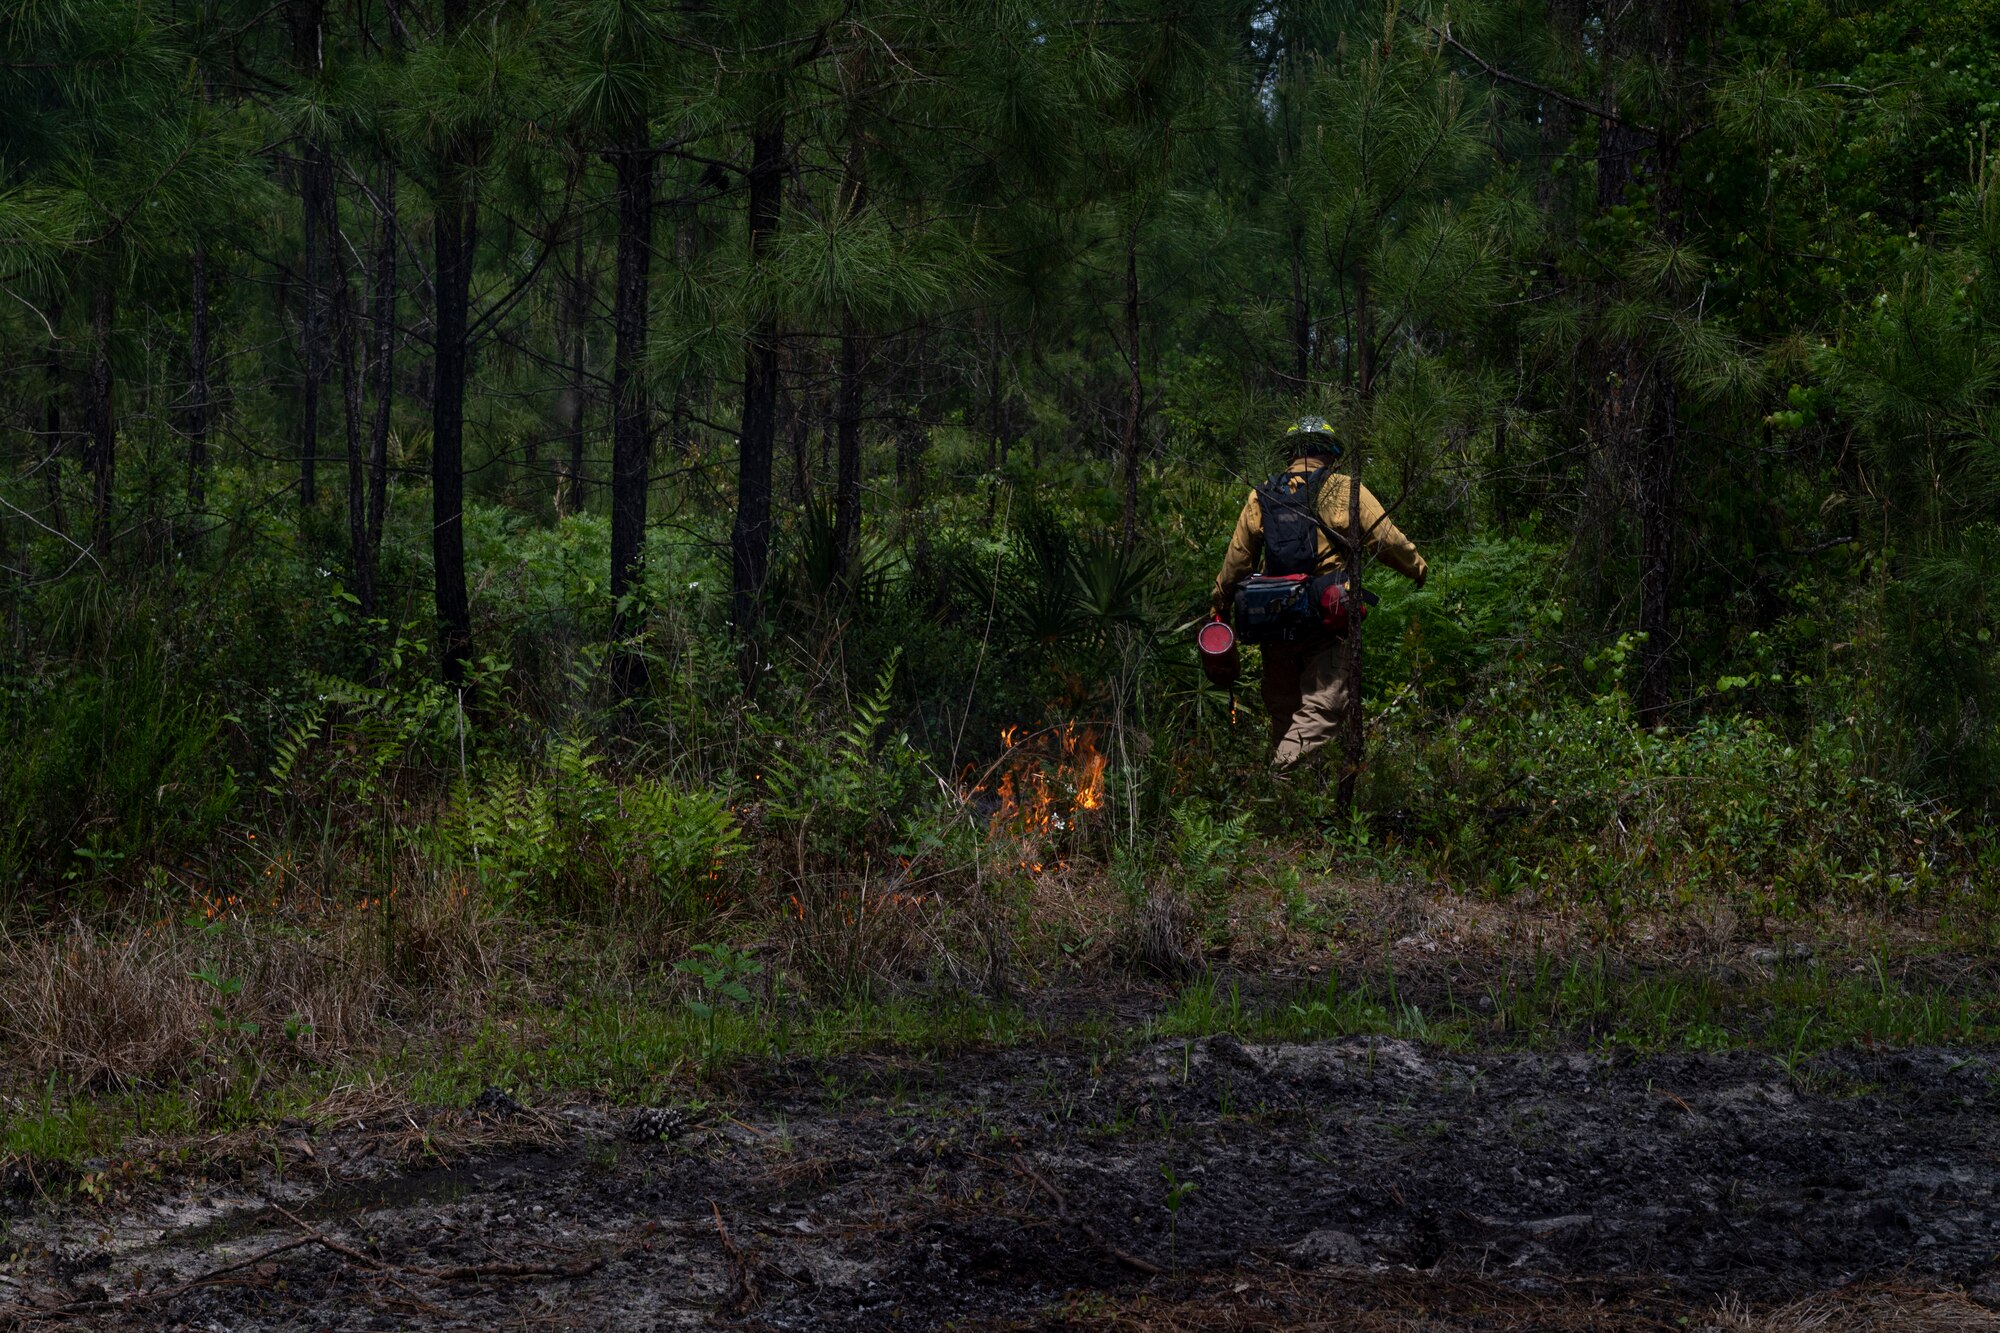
[1210,418,1428,771]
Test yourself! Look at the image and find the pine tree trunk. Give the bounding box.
[300,147,331,508]
[85,281,116,552]
[784,380,812,508]
[1289,221,1310,387]
[1337,262,1375,817]
[608,136,655,704]
[292,0,327,510]
[338,233,370,621]
[42,318,66,539]
[667,216,696,459]
[1636,377,1678,723]
[1120,233,1142,547]
[1639,3,1692,728]
[561,227,589,514]
[1537,0,1584,215]
[896,325,928,553]
[731,116,785,644]
[432,175,475,686]
[984,314,1002,522]
[832,317,864,590]
[367,166,396,596]
[293,0,330,511]
[984,315,999,479]
[1591,0,1687,728]
[1354,258,1375,399]
[188,248,211,513]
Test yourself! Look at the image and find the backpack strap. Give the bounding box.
[1258,466,1358,568]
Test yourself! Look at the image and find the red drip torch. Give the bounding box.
[1197,617,1240,686]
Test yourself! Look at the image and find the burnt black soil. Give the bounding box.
[10,1035,2000,1329]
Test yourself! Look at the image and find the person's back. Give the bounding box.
[1210,418,1428,771]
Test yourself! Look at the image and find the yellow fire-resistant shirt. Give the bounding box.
[1210,457,1428,617]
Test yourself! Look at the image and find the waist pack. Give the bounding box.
[1233,572,1374,645]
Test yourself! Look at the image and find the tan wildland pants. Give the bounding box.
[1261,636,1351,771]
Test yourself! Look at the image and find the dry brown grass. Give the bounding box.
[1712,1287,2000,1332]
[0,870,503,1094]
[1001,1269,2000,1332]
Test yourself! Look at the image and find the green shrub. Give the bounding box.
[436,734,743,921]
[0,649,237,895]
[1366,679,1968,910]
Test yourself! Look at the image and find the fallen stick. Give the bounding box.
[1001,1153,1164,1277]
[711,1198,761,1315]
[140,1235,321,1296]
[268,1198,634,1281]
[0,1234,322,1321]
[267,1200,384,1269]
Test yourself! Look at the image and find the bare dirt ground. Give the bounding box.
[8,1016,2000,1330]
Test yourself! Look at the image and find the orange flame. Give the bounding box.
[986,724,1108,846]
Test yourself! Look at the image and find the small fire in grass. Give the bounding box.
[986,723,1108,840]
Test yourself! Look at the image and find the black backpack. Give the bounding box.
[1232,468,1372,644]
[1258,467,1338,576]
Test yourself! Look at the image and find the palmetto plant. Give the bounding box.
[974,498,1168,658]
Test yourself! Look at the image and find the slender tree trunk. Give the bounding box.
[291,0,328,509]
[984,314,1003,523]
[1636,377,1677,723]
[1538,0,1585,215]
[1289,221,1311,387]
[188,249,211,514]
[561,227,589,514]
[1119,233,1142,547]
[1336,443,1367,815]
[832,317,864,590]
[294,0,330,511]
[667,216,696,459]
[1593,0,1687,727]
[367,166,397,595]
[1353,258,1375,399]
[784,380,812,508]
[731,115,785,646]
[1,447,12,635]
[608,136,655,704]
[299,150,330,507]
[984,314,1000,478]
[1344,262,1376,808]
[85,281,116,551]
[818,369,836,483]
[42,321,66,539]
[432,175,475,685]
[338,236,370,621]
[1641,2,1693,728]
[896,325,928,552]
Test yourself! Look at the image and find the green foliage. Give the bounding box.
[674,942,762,1015]
[1366,679,1972,912]
[759,648,932,860]
[0,648,237,895]
[440,735,742,920]
[1168,802,1249,911]
[1360,536,1556,707]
